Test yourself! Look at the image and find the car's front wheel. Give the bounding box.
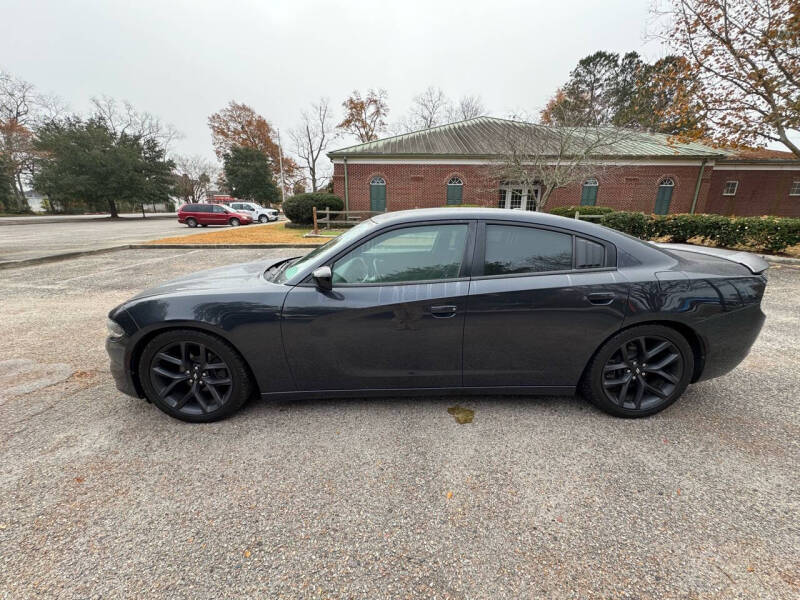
[258,214,268,223]
[581,324,693,418]
[186,217,197,228]
[229,218,240,227]
[139,330,254,422]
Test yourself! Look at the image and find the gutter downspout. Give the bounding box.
[690,159,707,215]
[343,157,349,211]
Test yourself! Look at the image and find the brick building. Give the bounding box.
[329,117,800,217]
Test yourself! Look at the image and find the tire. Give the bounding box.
[580,324,693,418]
[258,214,268,223]
[229,218,240,227]
[138,329,254,423]
[186,217,198,228]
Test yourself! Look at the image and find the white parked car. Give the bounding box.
[229,202,279,223]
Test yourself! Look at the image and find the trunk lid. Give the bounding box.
[652,243,769,275]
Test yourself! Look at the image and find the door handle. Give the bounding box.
[587,292,615,305]
[430,305,458,318]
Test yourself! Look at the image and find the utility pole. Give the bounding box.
[277,128,286,205]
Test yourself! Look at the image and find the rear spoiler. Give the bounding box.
[652,243,770,274]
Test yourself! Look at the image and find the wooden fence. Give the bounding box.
[573,211,603,221]
[312,207,386,234]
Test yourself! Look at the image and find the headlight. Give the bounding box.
[106,318,126,339]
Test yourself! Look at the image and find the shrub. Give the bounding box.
[599,211,800,253]
[600,211,651,239]
[282,192,344,224]
[549,205,615,217]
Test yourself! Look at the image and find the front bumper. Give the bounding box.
[105,335,141,398]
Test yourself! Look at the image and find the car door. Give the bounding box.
[463,221,628,388]
[281,221,476,391]
[210,204,228,225]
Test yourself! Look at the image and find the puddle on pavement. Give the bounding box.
[447,405,474,424]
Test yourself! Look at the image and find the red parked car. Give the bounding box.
[178,203,253,227]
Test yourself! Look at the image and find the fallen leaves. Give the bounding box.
[447,405,474,424]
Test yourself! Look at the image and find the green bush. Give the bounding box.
[549,205,615,217]
[600,211,651,239]
[283,192,344,224]
[599,211,800,253]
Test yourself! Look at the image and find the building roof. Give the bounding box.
[328,116,731,160]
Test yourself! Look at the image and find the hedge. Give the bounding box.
[549,205,616,217]
[599,212,800,253]
[283,192,344,225]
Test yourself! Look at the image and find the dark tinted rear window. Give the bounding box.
[485,224,573,275]
[183,204,198,211]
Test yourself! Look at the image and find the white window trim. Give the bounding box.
[790,181,800,196]
[723,181,739,196]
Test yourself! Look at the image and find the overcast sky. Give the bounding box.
[2,0,666,172]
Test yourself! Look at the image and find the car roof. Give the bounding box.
[371,207,604,235]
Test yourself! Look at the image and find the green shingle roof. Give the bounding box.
[328,116,729,159]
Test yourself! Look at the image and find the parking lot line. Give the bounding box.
[58,250,203,283]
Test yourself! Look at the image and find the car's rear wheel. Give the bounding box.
[139,330,253,422]
[258,214,268,223]
[581,325,693,418]
[186,217,197,228]
[229,218,240,227]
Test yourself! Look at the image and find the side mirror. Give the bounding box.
[312,266,333,291]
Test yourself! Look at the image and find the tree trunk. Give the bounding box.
[13,173,30,212]
[108,198,119,218]
[538,185,557,211]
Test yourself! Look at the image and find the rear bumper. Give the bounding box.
[695,305,766,382]
[105,335,141,398]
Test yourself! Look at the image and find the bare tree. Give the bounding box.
[0,70,64,211]
[447,94,487,121]
[289,98,336,192]
[90,95,182,153]
[174,155,219,203]
[491,110,632,211]
[397,86,452,132]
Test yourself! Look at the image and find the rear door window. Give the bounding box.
[484,224,573,275]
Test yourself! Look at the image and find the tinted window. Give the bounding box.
[194,205,209,212]
[212,205,226,213]
[183,204,198,211]
[333,224,468,284]
[484,225,572,275]
[575,237,606,269]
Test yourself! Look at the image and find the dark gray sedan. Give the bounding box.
[106,208,768,422]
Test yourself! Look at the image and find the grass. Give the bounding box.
[147,223,346,245]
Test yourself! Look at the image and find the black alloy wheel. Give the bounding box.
[229,218,240,227]
[186,217,197,227]
[582,325,693,417]
[139,330,253,422]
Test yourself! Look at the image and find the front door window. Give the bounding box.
[333,224,469,284]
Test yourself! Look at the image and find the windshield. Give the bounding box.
[274,219,378,283]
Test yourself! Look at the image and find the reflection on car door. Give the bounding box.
[281,221,475,391]
[463,222,628,388]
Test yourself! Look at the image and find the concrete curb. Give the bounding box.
[759,254,800,265]
[0,243,317,270]
[0,245,130,270]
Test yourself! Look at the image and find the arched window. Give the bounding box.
[370,176,386,212]
[581,178,599,206]
[446,176,463,205]
[655,178,675,215]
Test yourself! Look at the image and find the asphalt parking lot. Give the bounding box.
[0,216,269,264]
[1,248,798,599]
